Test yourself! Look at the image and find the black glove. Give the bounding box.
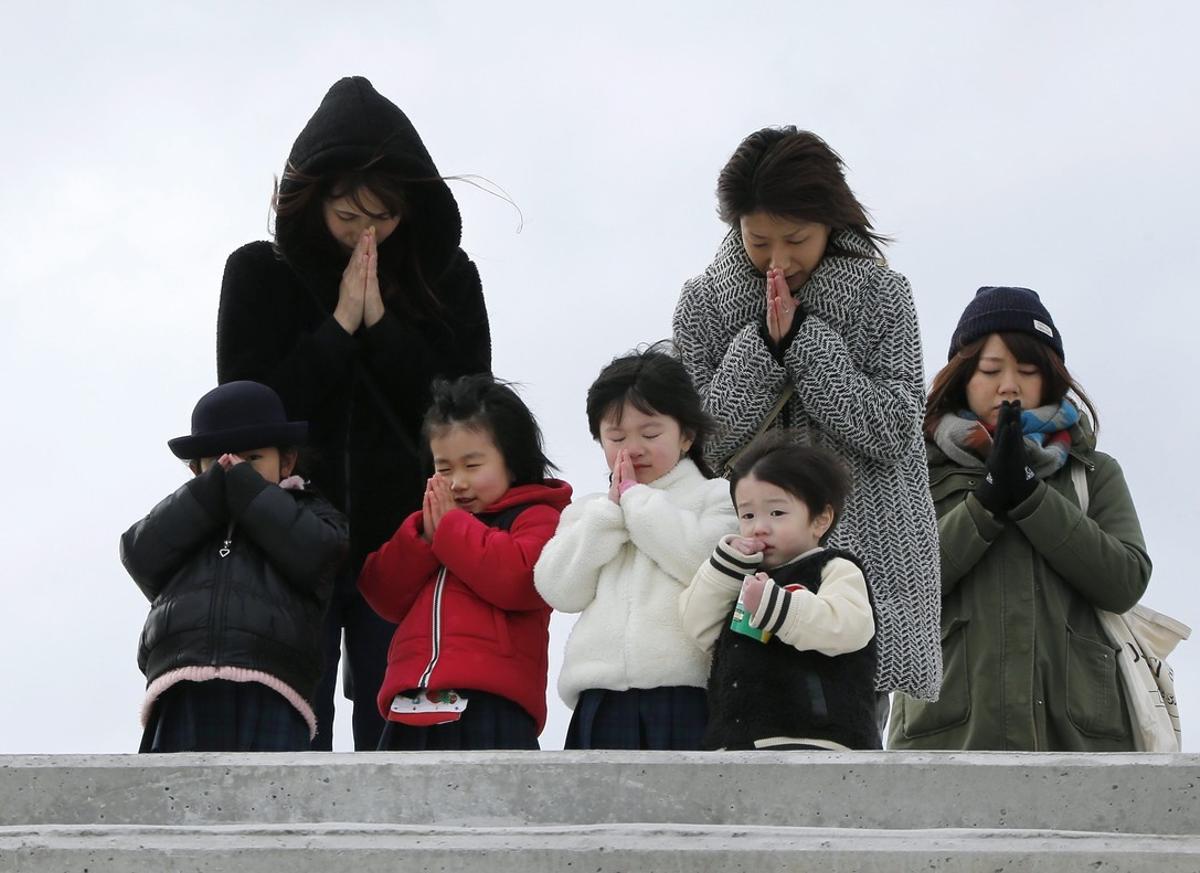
[974,402,1037,515]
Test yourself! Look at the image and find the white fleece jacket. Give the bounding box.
[534,458,737,707]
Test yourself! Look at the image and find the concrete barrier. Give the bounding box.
[4,752,1197,871]
[3,823,1198,872]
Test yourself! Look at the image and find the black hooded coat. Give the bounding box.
[216,78,492,568]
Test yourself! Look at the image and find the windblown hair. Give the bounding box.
[716,127,888,259]
[422,373,556,486]
[585,342,717,479]
[727,432,852,545]
[925,332,1099,437]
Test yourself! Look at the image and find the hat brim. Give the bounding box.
[167,422,309,460]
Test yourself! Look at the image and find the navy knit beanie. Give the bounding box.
[948,286,1064,362]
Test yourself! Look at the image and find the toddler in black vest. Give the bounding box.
[679,433,879,750]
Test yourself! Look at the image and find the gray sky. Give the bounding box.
[1,1,1196,752]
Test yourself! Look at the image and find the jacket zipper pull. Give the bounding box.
[219,522,234,558]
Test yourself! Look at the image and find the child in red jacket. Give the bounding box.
[359,374,571,749]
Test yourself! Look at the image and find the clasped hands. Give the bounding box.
[764,267,801,347]
[606,448,638,505]
[333,226,385,334]
[421,475,457,542]
[974,400,1039,516]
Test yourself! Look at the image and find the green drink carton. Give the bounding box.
[730,589,772,643]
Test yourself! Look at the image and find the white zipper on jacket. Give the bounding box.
[416,566,447,689]
[218,521,234,558]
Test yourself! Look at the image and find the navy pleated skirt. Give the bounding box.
[139,680,310,753]
[377,690,539,751]
[565,686,707,750]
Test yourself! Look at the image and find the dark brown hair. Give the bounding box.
[716,127,888,259]
[925,332,1099,437]
[585,343,717,479]
[727,433,852,546]
[422,374,557,487]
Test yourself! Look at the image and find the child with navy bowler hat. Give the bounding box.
[121,381,348,752]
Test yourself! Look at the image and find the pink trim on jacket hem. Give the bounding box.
[141,666,317,739]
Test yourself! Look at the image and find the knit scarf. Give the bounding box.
[932,400,1079,479]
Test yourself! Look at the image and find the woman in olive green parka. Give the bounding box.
[889,287,1151,751]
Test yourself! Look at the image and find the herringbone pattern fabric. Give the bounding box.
[673,228,942,700]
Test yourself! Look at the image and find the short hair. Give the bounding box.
[422,373,556,486]
[585,343,717,478]
[727,433,852,545]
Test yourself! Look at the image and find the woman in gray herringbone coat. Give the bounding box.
[673,128,942,705]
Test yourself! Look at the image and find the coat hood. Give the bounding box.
[277,76,463,285]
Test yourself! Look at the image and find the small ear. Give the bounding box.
[812,504,835,540]
[680,429,696,455]
[280,449,299,479]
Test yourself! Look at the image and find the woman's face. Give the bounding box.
[966,334,1046,427]
[738,212,831,293]
[322,187,401,253]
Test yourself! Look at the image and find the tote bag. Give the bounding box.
[1072,462,1190,751]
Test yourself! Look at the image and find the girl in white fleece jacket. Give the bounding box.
[534,348,737,749]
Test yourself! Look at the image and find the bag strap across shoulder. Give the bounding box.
[722,384,795,478]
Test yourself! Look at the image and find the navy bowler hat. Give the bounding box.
[948,286,1064,362]
[168,381,308,460]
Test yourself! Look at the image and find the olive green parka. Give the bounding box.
[889,416,1151,751]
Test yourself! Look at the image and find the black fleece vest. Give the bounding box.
[703,548,880,750]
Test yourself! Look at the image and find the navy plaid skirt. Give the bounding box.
[377,690,539,751]
[565,686,707,750]
[139,680,310,753]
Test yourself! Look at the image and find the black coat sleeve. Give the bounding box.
[223,463,349,603]
[216,243,358,418]
[359,250,492,413]
[120,465,227,601]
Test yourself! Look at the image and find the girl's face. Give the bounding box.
[966,334,1046,427]
[599,401,693,485]
[739,212,831,293]
[429,424,514,513]
[323,186,401,253]
[735,474,833,569]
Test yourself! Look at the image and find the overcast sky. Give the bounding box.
[1,1,1196,753]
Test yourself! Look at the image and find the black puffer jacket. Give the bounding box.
[120,463,348,699]
[216,77,491,567]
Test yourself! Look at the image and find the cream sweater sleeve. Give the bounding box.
[749,556,874,656]
[678,535,762,654]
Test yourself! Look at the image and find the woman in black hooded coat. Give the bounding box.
[217,77,492,750]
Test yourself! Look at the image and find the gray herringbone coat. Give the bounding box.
[673,228,942,700]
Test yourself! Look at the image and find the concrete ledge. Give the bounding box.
[2,823,1198,872]
[3,751,1198,835]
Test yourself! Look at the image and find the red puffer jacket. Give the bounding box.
[359,480,572,732]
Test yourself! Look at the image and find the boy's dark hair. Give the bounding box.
[422,373,556,486]
[716,126,888,259]
[585,343,717,479]
[727,433,852,545]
